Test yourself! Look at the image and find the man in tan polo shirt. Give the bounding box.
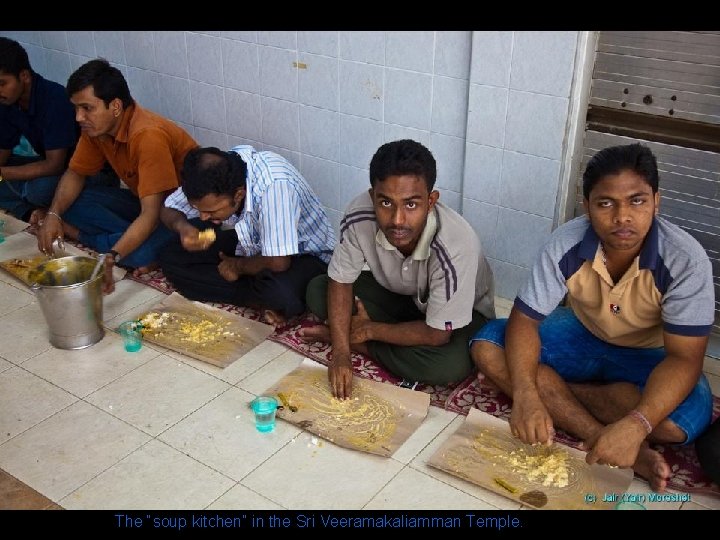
[35,59,197,292]
[471,143,715,493]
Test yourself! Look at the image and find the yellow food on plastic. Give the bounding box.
[505,446,570,488]
[138,311,235,344]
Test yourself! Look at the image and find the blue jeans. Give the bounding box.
[470,307,713,443]
[0,156,118,220]
[62,185,174,269]
[0,173,60,219]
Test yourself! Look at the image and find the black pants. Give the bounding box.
[159,226,327,317]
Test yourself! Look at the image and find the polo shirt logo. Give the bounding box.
[610,303,621,315]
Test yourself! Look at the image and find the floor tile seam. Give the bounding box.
[119,381,232,438]
[405,460,506,509]
[0,363,81,445]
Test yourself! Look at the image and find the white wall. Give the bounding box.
[1,30,583,300]
[462,31,580,298]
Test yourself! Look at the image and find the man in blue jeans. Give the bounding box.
[470,144,715,493]
[0,37,93,220]
[35,59,197,292]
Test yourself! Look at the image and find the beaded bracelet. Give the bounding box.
[628,409,652,435]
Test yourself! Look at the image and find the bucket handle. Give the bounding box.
[90,253,107,281]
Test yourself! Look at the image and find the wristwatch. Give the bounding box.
[108,250,121,264]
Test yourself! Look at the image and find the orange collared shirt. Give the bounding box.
[69,104,197,198]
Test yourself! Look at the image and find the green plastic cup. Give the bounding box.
[251,396,278,432]
[118,321,142,352]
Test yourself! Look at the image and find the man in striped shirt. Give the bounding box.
[159,146,334,324]
[301,140,495,398]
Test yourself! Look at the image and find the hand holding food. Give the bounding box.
[197,228,216,247]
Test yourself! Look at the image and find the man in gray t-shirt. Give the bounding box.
[301,140,495,398]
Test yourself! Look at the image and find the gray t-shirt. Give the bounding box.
[329,192,495,330]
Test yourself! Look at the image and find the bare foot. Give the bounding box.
[298,324,331,343]
[62,220,80,241]
[132,262,160,277]
[633,442,671,492]
[477,371,501,392]
[262,309,286,326]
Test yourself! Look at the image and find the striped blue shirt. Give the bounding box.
[164,145,335,262]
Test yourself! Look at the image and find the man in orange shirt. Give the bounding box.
[35,59,197,292]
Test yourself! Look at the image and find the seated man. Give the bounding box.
[301,139,495,398]
[470,143,715,493]
[35,59,198,291]
[158,146,335,324]
[696,417,720,486]
[0,37,82,219]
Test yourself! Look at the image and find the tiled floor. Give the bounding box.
[0,256,718,511]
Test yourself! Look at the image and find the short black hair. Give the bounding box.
[369,139,437,191]
[0,37,31,77]
[66,58,134,108]
[181,147,248,201]
[582,143,659,199]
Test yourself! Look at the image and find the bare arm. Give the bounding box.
[0,148,11,166]
[160,206,191,233]
[352,319,450,347]
[328,278,355,399]
[0,148,69,181]
[506,307,542,393]
[111,192,166,258]
[37,168,87,253]
[96,192,166,294]
[636,332,706,427]
[505,307,555,444]
[585,332,708,468]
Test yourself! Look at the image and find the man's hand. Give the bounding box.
[510,387,555,445]
[583,416,647,468]
[328,351,353,400]
[178,223,214,251]
[349,298,373,344]
[37,212,64,255]
[218,252,241,281]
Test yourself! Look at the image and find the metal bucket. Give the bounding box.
[29,255,105,350]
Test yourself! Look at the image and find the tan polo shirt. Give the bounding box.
[328,191,495,331]
[516,215,715,348]
[69,104,197,198]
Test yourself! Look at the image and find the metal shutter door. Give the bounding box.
[575,31,720,338]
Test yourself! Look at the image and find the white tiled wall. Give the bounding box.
[463,31,579,299]
[0,30,582,301]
